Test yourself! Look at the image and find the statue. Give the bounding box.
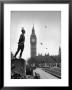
[14,27,25,59]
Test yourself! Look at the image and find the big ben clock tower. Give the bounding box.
[30,25,37,57]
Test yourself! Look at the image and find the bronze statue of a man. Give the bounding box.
[14,27,25,59]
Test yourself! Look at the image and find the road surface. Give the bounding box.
[33,68,58,79]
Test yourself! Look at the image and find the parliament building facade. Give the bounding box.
[29,25,61,68]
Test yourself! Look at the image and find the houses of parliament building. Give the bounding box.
[30,25,61,57]
[30,25,61,68]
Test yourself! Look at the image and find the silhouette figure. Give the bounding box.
[14,27,25,59]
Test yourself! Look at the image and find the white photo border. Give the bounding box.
[4,4,69,87]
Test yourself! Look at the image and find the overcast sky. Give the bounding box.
[10,11,61,60]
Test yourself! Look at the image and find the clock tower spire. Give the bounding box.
[32,24,35,34]
[30,25,37,57]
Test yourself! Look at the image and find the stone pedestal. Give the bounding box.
[11,58,26,79]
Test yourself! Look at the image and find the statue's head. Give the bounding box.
[21,27,25,34]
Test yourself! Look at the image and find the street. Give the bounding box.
[33,68,58,79]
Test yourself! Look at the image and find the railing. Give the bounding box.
[42,67,61,79]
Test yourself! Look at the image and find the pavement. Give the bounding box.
[33,68,58,79]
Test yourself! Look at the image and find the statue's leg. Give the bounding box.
[19,49,23,59]
[14,45,20,58]
[19,45,24,59]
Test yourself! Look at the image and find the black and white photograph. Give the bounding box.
[11,11,61,79]
[4,4,69,86]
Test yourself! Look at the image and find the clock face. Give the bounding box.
[32,38,35,42]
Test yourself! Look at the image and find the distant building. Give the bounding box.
[30,25,37,57]
[29,26,61,68]
[28,47,61,68]
[59,46,61,56]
